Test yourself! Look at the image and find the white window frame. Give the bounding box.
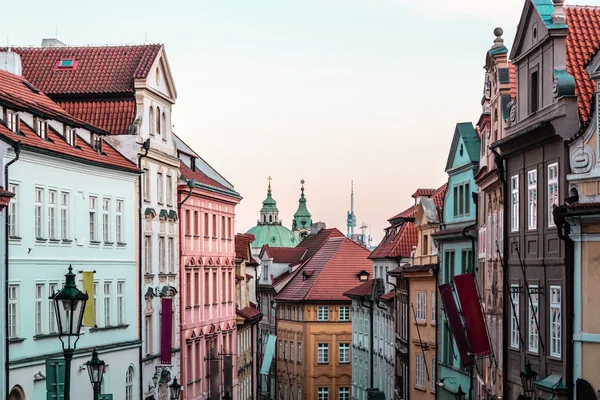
[6,110,18,132]
[104,281,112,326]
[89,196,98,242]
[317,343,329,364]
[65,126,76,146]
[290,341,294,361]
[338,343,350,364]
[550,285,562,358]
[35,187,44,239]
[144,235,152,274]
[528,170,537,229]
[499,209,504,255]
[487,213,492,258]
[298,342,302,362]
[548,163,559,227]
[8,183,18,237]
[511,175,519,232]
[168,237,174,273]
[35,283,44,335]
[492,211,498,258]
[317,306,329,321]
[415,291,426,321]
[158,236,166,273]
[93,282,98,327]
[528,284,539,354]
[339,306,350,321]
[49,282,58,333]
[117,281,125,326]
[157,171,164,204]
[102,198,111,243]
[8,284,18,338]
[125,366,134,400]
[431,291,436,323]
[144,166,151,202]
[166,173,173,206]
[338,387,350,400]
[116,200,124,243]
[60,192,69,240]
[510,284,520,349]
[48,190,57,240]
[145,316,152,355]
[36,118,47,139]
[284,341,288,360]
[415,353,425,388]
[317,387,329,400]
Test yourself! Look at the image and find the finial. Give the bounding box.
[552,0,566,24]
[300,179,305,194]
[267,176,272,192]
[492,27,504,48]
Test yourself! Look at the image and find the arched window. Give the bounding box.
[125,366,134,400]
[8,386,24,400]
[156,106,161,135]
[162,112,167,138]
[263,215,266,223]
[269,215,272,223]
[156,67,160,85]
[149,107,154,135]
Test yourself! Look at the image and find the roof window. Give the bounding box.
[55,59,78,71]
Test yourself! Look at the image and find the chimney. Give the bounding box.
[310,222,326,236]
[0,50,22,76]
[41,38,67,48]
[552,0,566,25]
[492,27,504,49]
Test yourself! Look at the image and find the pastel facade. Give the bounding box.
[0,68,140,399]
[176,135,242,400]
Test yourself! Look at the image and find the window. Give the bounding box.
[291,307,295,320]
[65,126,76,146]
[415,353,425,388]
[8,183,18,237]
[423,234,428,254]
[162,112,167,140]
[285,307,289,319]
[93,282,98,327]
[510,284,520,349]
[415,292,426,321]
[499,209,504,254]
[339,343,350,364]
[339,306,350,321]
[92,134,103,153]
[548,163,559,227]
[444,250,455,284]
[144,167,151,201]
[298,387,302,400]
[125,367,134,400]
[6,110,18,132]
[339,387,350,400]
[461,249,473,273]
[492,212,498,257]
[550,285,562,358]
[530,70,539,113]
[104,282,112,326]
[158,236,166,273]
[453,182,471,217]
[166,174,173,206]
[204,213,209,235]
[528,284,539,354]
[431,292,436,323]
[511,175,519,231]
[145,316,152,354]
[60,192,69,240]
[317,343,329,364]
[212,214,217,237]
[290,341,295,361]
[279,340,283,359]
[117,281,125,325]
[299,308,303,321]
[116,200,123,243]
[156,106,161,135]
[35,284,44,335]
[144,235,152,273]
[49,283,57,333]
[35,187,43,238]
[168,237,175,273]
[318,306,329,321]
[528,170,537,229]
[89,196,97,242]
[102,198,111,242]
[36,118,47,139]
[47,190,57,239]
[149,107,155,135]
[157,171,164,204]
[284,341,288,359]
[8,285,18,338]
[431,357,436,392]
[298,342,302,362]
[317,387,329,400]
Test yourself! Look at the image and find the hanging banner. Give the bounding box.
[209,355,220,400]
[438,283,474,367]
[260,334,277,375]
[453,273,492,357]
[82,271,95,327]
[160,297,173,365]
[224,354,233,393]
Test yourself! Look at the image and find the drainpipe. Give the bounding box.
[137,138,150,396]
[4,140,20,396]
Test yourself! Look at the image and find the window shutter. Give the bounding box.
[46,359,66,399]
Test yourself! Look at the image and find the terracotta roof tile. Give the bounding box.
[564,6,600,125]
[343,280,374,298]
[380,291,395,301]
[298,228,345,260]
[236,306,262,321]
[235,233,255,260]
[411,188,436,198]
[57,100,135,135]
[276,237,372,302]
[567,201,600,210]
[431,183,448,209]
[369,222,417,260]
[10,44,162,95]
[388,205,417,222]
[179,162,240,198]
[263,245,307,264]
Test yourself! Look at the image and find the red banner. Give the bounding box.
[453,273,492,357]
[438,283,474,367]
[161,297,173,365]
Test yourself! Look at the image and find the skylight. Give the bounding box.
[59,59,73,68]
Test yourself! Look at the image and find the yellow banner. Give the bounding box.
[83,271,95,327]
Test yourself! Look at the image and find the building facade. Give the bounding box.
[432,122,480,399]
[176,134,242,400]
[0,67,141,400]
[473,28,514,400]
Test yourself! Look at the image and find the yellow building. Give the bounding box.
[274,236,372,400]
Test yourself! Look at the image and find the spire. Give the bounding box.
[292,179,312,233]
[259,176,279,225]
[347,181,356,238]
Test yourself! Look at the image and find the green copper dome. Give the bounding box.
[247,224,298,249]
[261,179,278,213]
[292,179,312,231]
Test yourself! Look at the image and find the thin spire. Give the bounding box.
[267,175,272,193]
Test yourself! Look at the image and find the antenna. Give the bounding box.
[346,181,357,238]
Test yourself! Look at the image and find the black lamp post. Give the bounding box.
[50,265,89,400]
[85,348,105,400]
[223,390,232,400]
[520,360,538,399]
[169,377,182,399]
[455,385,466,400]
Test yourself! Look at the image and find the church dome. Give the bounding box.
[246,224,298,249]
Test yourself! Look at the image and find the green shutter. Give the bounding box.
[46,359,65,399]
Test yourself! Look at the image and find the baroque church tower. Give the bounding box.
[292,179,312,240]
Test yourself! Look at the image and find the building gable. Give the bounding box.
[445,123,480,172]
[143,46,177,103]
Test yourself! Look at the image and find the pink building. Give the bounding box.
[175,134,242,400]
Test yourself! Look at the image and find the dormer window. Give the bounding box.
[64,127,76,146]
[5,110,18,133]
[36,119,47,139]
[92,134,103,153]
[190,157,196,171]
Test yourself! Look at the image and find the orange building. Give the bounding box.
[273,236,372,400]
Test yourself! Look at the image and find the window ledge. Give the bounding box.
[48,239,61,244]
[204,236,210,239]
[35,238,47,243]
[116,242,127,247]
[317,362,329,365]
[9,337,26,343]
[415,321,427,326]
[144,273,155,278]
[194,305,200,309]
[211,237,217,239]
[9,236,21,241]
[90,324,129,332]
[34,333,60,340]
[142,353,160,362]
[414,386,426,392]
[185,306,193,310]
[89,240,101,245]
[103,241,114,246]
[62,239,73,244]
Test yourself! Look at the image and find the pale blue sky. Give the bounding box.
[4,0,600,243]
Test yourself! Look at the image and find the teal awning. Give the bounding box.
[260,334,277,375]
[536,374,566,390]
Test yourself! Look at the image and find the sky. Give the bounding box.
[4,0,600,244]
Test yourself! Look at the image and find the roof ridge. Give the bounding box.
[302,236,345,300]
[8,43,162,50]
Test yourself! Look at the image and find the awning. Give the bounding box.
[260,334,277,375]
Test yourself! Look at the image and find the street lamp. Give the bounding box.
[455,385,466,400]
[50,265,89,400]
[223,390,232,400]
[85,348,105,400]
[520,360,538,399]
[169,377,182,399]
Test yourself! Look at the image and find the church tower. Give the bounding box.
[292,179,312,240]
[260,176,280,224]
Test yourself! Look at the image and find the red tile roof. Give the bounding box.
[11,44,162,95]
[179,162,240,198]
[0,70,138,172]
[236,306,262,322]
[567,201,600,210]
[235,233,255,261]
[389,205,417,222]
[411,188,436,198]
[564,6,600,125]
[344,280,374,298]
[369,222,417,260]
[380,291,395,301]
[275,237,372,302]
[0,187,14,198]
[263,245,307,263]
[431,183,448,209]
[57,100,135,135]
[509,62,517,100]
[298,228,346,260]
